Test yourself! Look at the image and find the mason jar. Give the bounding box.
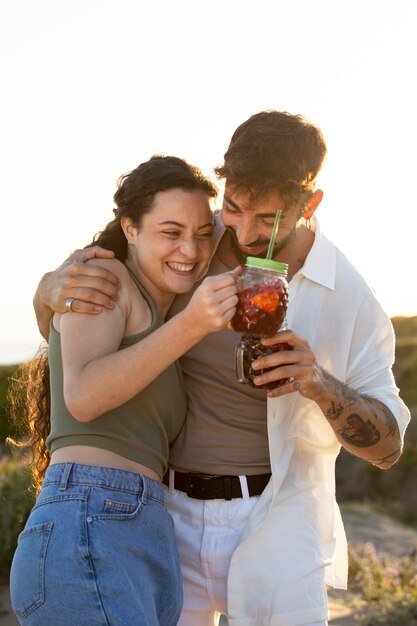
[229,257,291,390]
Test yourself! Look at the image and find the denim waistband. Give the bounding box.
[44,462,164,501]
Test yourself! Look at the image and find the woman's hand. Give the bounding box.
[183,268,240,336]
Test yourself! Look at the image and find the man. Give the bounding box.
[34,111,410,626]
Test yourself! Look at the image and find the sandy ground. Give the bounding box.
[2,503,417,626]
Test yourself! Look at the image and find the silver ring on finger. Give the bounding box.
[293,379,300,391]
[65,297,75,312]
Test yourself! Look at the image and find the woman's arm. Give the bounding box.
[59,265,238,422]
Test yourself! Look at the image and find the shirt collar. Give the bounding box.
[296,217,336,290]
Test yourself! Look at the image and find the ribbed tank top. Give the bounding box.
[46,269,187,478]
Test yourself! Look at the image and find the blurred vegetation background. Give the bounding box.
[1,316,417,619]
[335,316,417,524]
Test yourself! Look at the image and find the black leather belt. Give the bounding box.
[162,471,271,500]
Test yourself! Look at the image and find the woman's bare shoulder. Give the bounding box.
[85,256,129,279]
[86,256,150,332]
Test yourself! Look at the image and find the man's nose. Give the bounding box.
[235,220,259,247]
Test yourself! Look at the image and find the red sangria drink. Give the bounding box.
[229,276,289,335]
[229,257,292,390]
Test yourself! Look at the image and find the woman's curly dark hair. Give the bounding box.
[7,344,50,492]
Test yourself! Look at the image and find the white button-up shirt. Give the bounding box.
[227,219,410,626]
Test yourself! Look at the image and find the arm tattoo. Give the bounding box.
[325,401,344,421]
[360,395,400,440]
[323,372,358,411]
[320,369,400,456]
[337,414,381,448]
[374,399,399,438]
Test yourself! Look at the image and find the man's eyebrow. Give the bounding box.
[257,211,281,218]
[223,196,283,219]
[224,195,242,211]
[224,196,280,219]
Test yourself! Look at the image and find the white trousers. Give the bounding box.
[163,481,328,626]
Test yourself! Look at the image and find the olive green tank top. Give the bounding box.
[46,269,187,478]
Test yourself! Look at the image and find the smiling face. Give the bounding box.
[221,187,304,264]
[123,187,214,306]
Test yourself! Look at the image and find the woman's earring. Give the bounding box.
[305,217,311,231]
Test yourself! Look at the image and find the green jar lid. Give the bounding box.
[246,256,289,273]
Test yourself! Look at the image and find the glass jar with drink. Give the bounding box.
[228,256,292,390]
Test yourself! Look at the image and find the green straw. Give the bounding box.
[266,210,282,260]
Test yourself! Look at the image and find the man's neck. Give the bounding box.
[280,223,315,279]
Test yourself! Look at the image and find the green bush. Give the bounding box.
[0,456,35,582]
[348,542,417,625]
[397,348,417,409]
[336,408,417,525]
[392,316,417,411]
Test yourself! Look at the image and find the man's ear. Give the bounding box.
[303,189,324,219]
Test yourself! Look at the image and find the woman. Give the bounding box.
[9,155,238,626]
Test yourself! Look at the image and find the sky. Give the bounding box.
[1,0,416,364]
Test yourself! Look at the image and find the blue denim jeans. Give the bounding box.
[10,463,182,626]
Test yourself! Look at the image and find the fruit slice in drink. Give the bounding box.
[229,279,289,336]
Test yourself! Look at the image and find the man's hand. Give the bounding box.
[250,328,322,400]
[34,246,120,339]
[250,328,402,468]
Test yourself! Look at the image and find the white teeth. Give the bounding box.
[167,262,196,272]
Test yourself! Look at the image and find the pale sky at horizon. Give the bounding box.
[1,0,416,364]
